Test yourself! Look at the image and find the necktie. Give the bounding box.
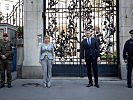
[88,38,91,45]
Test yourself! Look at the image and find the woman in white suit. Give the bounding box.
[39,35,54,88]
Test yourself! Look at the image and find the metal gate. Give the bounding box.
[44,0,119,77]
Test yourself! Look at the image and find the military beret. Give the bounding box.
[3,33,8,37]
[129,29,133,34]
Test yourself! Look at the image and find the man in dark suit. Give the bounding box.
[80,30,101,88]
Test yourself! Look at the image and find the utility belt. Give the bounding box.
[128,54,133,57]
[128,55,133,61]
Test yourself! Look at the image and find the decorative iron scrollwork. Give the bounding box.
[46,0,117,64]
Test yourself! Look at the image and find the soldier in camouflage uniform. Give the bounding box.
[0,33,13,88]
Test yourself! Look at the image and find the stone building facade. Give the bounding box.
[23,0,133,79]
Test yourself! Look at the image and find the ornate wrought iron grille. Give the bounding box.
[2,0,24,39]
[46,0,117,65]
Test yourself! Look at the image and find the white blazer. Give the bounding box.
[39,43,54,61]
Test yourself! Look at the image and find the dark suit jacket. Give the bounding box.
[80,37,100,61]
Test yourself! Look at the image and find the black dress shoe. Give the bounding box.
[7,84,12,88]
[86,83,93,87]
[0,84,5,88]
[95,84,100,88]
[127,85,132,88]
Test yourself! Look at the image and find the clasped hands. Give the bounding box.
[39,60,55,64]
[124,59,127,63]
[1,55,7,59]
[81,57,101,63]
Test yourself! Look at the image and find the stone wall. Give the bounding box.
[22,0,133,79]
[119,0,133,79]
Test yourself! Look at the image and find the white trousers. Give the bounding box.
[41,57,52,86]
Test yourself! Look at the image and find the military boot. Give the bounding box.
[0,84,5,88]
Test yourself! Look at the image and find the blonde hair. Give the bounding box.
[44,35,50,39]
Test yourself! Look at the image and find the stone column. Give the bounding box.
[22,0,43,78]
[119,0,133,79]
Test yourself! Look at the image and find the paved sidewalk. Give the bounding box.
[0,77,133,100]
